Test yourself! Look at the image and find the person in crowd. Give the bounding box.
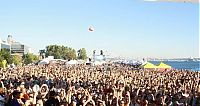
[0,62,199,106]
[44,90,60,106]
[9,90,23,106]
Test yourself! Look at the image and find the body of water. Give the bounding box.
[150,61,200,71]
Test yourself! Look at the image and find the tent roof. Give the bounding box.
[157,62,171,68]
[66,60,77,65]
[140,62,156,69]
[38,59,49,65]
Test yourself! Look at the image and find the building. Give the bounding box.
[10,42,31,55]
[0,38,11,50]
[7,35,31,56]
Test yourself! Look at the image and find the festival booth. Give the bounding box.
[156,62,172,71]
[140,62,157,70]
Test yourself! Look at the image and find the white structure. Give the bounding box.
[7,35,31,55]
[7,35,14,44]
[38,59,50,65]
[38,56,54,65]
[0,38,11,50]
[66,60,77,65]
[91,55,106,65]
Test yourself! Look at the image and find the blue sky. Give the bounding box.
[0,0,199,58]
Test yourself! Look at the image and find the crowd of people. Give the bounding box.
[0,63,200,106]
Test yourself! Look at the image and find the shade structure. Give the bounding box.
[157,62,171,69]
[66,60,77,65]
[38,59,49,65]
[140,62,157,69]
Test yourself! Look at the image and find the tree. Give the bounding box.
[23,53,39,65]
[45,45,61,59]
[12,54,22,65]
[63,47,76,60]
[0,49,12,67]
[0,49,12,63]
[45,45,77,60]
[77,48,87,60]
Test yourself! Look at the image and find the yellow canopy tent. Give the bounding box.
[157,62,171,69]
[140,62,157,69]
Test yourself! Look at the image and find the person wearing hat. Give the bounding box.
[44,91,60,106]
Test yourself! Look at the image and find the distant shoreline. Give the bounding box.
[150,61,200,71]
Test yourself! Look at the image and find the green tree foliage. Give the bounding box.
[77,48,87,60]
[23,53,39,65]
[12,54,22,65]
[45,45,77,60]
[0,49,39,67]
[0,49,12,67]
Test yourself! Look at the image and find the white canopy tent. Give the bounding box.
[66,60,77,65]
[38,59,50,65]
[92,61,106,66]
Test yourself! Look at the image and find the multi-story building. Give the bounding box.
[10,42,31,55]
[7,35,31,56]
[0,38,11,50]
